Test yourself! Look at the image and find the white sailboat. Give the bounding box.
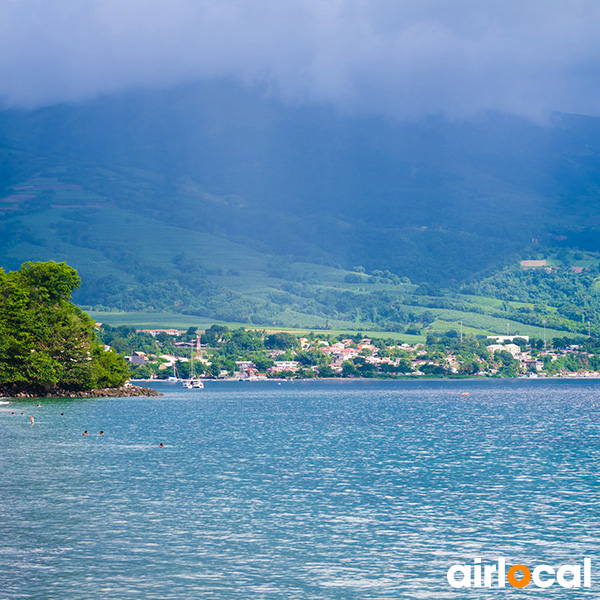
[183,336,204,389]
[166,362,180,382]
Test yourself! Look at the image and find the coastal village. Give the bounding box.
[100,325,600,380]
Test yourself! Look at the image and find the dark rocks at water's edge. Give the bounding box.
[0,385,163,398]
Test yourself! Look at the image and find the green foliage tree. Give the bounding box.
[458,361,480,376]
[253,354,274,371]
[341,361,357,377]
[296,349,328,366]
[201,325,229,346]
[420,363,448,376]
[318,365,337,378]
[208,363,221,378]
[264,332,298,350]
[395,358,413,373]
[0,261,129,393]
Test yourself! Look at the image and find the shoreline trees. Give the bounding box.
[0,261,130,393]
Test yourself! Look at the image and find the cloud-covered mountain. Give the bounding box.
[2,4,600,331]
[3,1,600,121]
[2,80,600,282]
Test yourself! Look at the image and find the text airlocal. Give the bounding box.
[447,558,592,589]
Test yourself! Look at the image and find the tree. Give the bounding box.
[421,363,447,376]
[396,358,413,373]
[130,364,153,379]
[201,325,229,345]
[318,365,337,378]
[494,349,520,377]
[341,361,357,377]
[0,261,130,393]
[253,355,274,371]
[264,332,298,350]
[357,362,376,377]
[458,361,480,376]
[176,360,191,379]
[296,349,328,366]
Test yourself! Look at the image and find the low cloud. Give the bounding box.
[2,0,600,119]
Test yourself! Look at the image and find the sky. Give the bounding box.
[2,0,600,119]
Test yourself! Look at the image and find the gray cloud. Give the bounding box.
[2,0,600,119]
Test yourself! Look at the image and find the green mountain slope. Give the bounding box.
[2,81,600,335]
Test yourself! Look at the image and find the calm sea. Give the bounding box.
[1,379,599,599]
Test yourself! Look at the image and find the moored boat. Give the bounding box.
[183,336,205,390]
[183,378,204,389]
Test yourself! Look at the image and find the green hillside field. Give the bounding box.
[3,85,600,339]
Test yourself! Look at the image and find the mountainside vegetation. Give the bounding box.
[0,261,130,393]
[2,81,600,336]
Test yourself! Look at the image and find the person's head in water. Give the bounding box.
[99,431,103,435]
[158,443,164,447]
[83,431,88,436]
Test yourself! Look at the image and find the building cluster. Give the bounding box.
[123,330,600,380]
[483,336,597,378]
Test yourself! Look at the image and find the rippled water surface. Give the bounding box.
[2,379,600,598]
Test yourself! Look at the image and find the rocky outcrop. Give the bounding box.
[1,385,163,398]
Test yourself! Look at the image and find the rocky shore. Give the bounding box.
[0,385,163,398]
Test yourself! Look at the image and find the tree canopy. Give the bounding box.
[0,261,130,393]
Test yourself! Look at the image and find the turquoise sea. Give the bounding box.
[1,379,599,599]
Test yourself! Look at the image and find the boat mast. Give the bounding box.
[190,340,195,379]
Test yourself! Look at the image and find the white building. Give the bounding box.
[486,343,521,357]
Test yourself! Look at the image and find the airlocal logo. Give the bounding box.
[447,558,592,589]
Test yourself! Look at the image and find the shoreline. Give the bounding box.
[0,385,164,399]
[132,373,600,384]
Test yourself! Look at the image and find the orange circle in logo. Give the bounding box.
[507,564,531,588]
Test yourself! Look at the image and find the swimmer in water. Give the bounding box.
[10,412,14,416]
[30,415,34,425]
[99,431,104,435]
[82,431,88,436]
[35,404,41,408]
[158,443,164,448]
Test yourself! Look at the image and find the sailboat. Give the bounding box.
[183,336,204,389]
[166,362,180,383]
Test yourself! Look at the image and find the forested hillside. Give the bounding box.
[2,81,600,335]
